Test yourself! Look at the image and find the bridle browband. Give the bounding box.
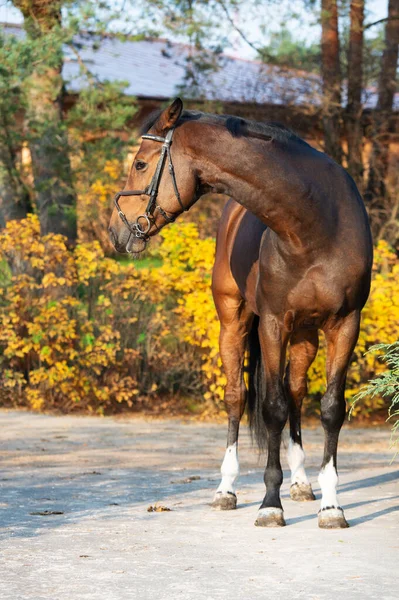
[113,128,190,249]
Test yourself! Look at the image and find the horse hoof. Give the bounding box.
[318,507,349,529]
[212,492,237,511]
[255,507,286,527]
[290,482,316,502]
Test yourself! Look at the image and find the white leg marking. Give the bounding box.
[287,439,310,485]
[257,507,283,518]
[318,457,339,509]
[216,443,239,495]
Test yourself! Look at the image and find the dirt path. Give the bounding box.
[0,410,397,600]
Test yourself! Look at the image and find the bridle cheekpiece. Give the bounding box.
[113,128,188,250]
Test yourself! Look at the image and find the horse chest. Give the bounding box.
[286,273,346,318]
[256,258,346,321]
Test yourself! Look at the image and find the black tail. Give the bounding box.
[246,315,268,451]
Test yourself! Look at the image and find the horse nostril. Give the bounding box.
[108,227,117,246]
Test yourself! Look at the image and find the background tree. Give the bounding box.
[346,0,365,184]
[365,0,399,242]
[257,28,320,72]
[0,1,137,245]
[321,0,342,163]
[0,32,31,225]
[12,0,77,243]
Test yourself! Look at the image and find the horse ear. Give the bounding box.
[156,98,183,134]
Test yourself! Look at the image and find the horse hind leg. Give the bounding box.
[212,297,253,511]
[285,329,319,502]
[318,311,360,529]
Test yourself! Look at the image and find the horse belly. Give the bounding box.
[230,211,266,311]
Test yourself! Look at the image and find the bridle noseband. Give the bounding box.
[113,128,189,247]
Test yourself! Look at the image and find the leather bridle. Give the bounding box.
[113,128,190,250]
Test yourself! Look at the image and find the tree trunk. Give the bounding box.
[0,120,31,226]
[13,0,77,243]
[346,0,364,185]
[321,0,342,164]
[365,0,399,241]
[377,0,399,112]
[0,40,32,227]
[0,165,31,227]
[0,177,18,228]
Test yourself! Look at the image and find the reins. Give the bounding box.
[113,128,190,246]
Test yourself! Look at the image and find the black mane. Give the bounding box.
[140,109,308,146]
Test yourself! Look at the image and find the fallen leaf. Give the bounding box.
[147,504,172,512]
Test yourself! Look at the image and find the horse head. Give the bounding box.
[109,98,200,255]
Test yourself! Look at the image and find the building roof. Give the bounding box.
[1,23,397,110]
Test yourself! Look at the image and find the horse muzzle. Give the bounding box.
[108,225,148,255]
[125,234,147,255]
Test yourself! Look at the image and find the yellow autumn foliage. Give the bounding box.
[0,215,397,416]
[0,216,219,412]
[77,159,125,251]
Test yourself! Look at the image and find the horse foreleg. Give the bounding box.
[212,298,253,511]
[318,311,360,529]
[285,329,319,502]
[255,314,289,527]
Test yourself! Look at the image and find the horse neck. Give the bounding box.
[185,123,324,246]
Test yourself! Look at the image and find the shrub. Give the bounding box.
[352,342,399,448]
[0,216,220,413]
[0,217,397,417]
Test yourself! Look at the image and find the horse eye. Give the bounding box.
[135,160,147,171]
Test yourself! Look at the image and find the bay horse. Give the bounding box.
[109,98,373,528]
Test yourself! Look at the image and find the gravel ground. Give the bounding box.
[0,410,398,600]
